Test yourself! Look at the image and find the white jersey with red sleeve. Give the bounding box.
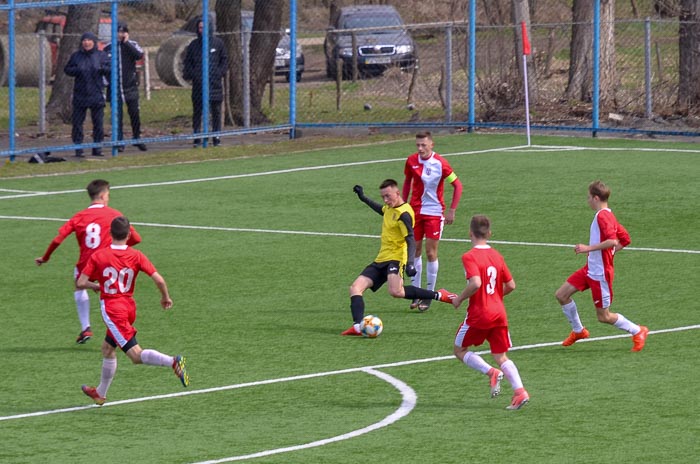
[82,244,157,300]
[587,208,629,279]
[403,152,456,217]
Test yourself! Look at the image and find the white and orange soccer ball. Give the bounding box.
[360,315,383,338]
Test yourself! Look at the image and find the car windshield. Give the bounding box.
[341,14,402,32]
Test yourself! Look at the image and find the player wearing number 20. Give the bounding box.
[35,179,141,344]
[76,216,188,405]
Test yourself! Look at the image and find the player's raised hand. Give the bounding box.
[353,185,364,197]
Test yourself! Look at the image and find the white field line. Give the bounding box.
[1,215,698,255]
[0,145,525,201]
[191,368,417,464]
[1,324,697,424]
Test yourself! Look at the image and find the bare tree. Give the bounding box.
[217,0,282,125]
[216,0,243,125]
[599,0,617,108]
[46,5,100,123]
[565,0,616,109]
[512,0,537,103]
[678,0,700,111]
[249,0,283,124]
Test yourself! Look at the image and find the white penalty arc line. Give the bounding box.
[190,368,417,464]
[2,215,699,255]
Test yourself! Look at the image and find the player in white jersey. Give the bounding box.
[402,131,463,311]
[554,180,648,352]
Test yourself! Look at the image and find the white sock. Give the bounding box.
[426,260,439,292]
[411,256,423,288]
[96,357,117,398]
[613,313,641,335]
[561,300,584,332]
[74,289,91,330]
[500,359,524,391]
[462,351,492,374]
[141,349,174,367]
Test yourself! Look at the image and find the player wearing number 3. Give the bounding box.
[76,216,189,405]
[35,179,141,344]
[451,215,529,410]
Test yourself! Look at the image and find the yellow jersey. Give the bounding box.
[375,202,415,264]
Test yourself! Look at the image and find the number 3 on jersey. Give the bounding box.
[485,265,497,295]
[85,222,102,249]
[103,266,135,294]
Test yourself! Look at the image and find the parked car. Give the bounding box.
[324,4,416,79]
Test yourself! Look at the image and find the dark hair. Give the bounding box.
[416,131,432,140]
[86,179,110,200]
[379,179,398,189]
[117,22,128,33]
[589,180,611,202]
[470,215,491,239]
[111,216,130,241]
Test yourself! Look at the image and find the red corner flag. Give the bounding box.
[521,21,531,56]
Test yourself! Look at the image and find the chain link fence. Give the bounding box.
[1,0,697,159]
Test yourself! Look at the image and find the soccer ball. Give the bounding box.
[360,315,383,338]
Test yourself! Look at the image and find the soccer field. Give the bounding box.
[1,133,698,463]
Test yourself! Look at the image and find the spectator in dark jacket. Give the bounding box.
[65,32,110,157]
[183,19,228,147]
[104,22,147,152]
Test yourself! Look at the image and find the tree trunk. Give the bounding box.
[249,0,283,124]
[565,0,593,101]
[216,0,243,125]
[46,5,100,124]
[512,0,537,103]
[217,0,282,126]
[599,0,617,109]
[565,0,616,107]
[678,0,700,111]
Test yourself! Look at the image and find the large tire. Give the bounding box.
[0,34,52,87]
[155,34,195,87]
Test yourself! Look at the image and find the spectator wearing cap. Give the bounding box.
[64,32,110,157]
[183,18,228,147]
[104,22,147,152]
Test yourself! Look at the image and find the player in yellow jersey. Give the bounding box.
[342,179,458,336]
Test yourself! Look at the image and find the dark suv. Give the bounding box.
[324,5,416,79]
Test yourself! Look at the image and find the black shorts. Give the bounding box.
[360,260,402,292]
[105,333,138,353]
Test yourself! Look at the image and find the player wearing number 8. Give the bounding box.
[75,216,189,405]
[35,179,141,344]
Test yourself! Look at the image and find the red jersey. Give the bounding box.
[82,244,156,300]
[41,204,141,272]
[403,152,456,217]
[586,208,630,280]
[461,245,513,329]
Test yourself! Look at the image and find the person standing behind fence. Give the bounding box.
[64,32,110,157]
[104,22,147,152]
[183,18,228,148]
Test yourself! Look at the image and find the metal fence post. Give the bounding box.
[243,26,251,128]
[38,29,46,135]
[644,17,652,119]
[445,24,453,123]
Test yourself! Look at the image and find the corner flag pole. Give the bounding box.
[521,21,532,146]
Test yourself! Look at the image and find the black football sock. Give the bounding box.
[404,285,438,301]
[350,295,365,324]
